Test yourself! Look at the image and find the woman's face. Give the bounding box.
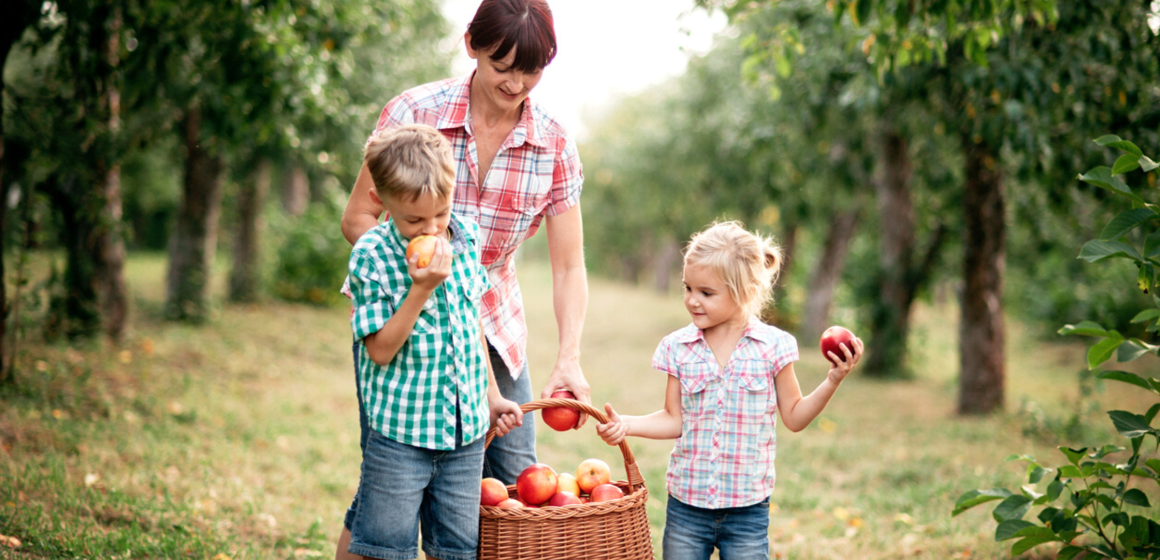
[466,36,543,115]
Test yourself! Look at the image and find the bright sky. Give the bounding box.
[441,0,729,139]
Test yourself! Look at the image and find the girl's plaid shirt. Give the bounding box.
[373,72,584,379]
[654,318,799,509]
[348,215,491,451]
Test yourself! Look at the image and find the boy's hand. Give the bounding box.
[407,236,451,291]
[595,403,627,446]
[826,337,864,385]
[489,396,524,437]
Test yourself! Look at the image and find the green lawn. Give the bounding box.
[0,253,1155,559]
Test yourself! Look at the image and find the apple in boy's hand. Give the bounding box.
[820,326,856,367]
[541,390,581,431]
[406,235,438,268]
[480,477,508,506]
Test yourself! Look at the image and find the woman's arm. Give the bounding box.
[540,204,591,412]
[342,163,385,246]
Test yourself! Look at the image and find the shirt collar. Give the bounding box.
[673,317,773,347]
[436,71,546,149]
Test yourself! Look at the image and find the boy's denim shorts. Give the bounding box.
[346,428,486,560]
[662,495,771,560]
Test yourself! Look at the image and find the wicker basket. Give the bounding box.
[478,398,655,560]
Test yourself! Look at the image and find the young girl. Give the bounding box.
[596,221,863,560]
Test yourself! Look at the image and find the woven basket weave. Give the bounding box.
[478,398,655,560]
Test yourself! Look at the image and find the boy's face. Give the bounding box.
[377,190,453,241]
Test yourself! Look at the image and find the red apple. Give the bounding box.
[589,483,625,503]
[575,458,612,494]
[516,463,558,506]
[820,326,856,367]
[548,491,583,507]
[542,390,581,431]
[496,498,523,509]
[480,477,508,506]
[406,235,438,268]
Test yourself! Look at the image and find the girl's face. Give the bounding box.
[466,36,543,115]
[683,263,746,332]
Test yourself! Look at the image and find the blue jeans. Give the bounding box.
[662,495,771,560]
[347,429,486,560]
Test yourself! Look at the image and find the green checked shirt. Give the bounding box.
[348,214,491,451]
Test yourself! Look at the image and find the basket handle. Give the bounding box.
[484,398,646,493]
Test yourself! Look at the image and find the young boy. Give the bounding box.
[344,123,523,560]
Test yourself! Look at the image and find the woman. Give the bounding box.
[335,0,589,557]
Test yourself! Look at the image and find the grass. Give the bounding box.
[0,252,1157,559]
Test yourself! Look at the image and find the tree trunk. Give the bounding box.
[229,159,270,303]
[283,164,309,216]
[166,106,225,322]
[652,235,680,293]
[801,206,861,341]
[864,125,916,378]
[44,177,102,341]
[958,137,1006,415]
[95,7,128,342]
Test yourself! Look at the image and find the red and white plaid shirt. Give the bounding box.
[371,72,584,378]
[654,318,798,509]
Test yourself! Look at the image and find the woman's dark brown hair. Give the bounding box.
[467,0,557,73]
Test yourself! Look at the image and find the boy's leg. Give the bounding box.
[347,430,432,560]
[482,344,537,485]
[717,498,771,560]
[662,497,717,560]
[419,436,487,560]
[337,342,370,560]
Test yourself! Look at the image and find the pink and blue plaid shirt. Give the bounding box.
[370,72,584,378]
[654,318,799,509]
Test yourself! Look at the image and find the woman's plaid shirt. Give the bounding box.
[372,72,584,379]
[654,318,799,509]
[348,215,491,451]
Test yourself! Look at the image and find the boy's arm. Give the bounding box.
[774,337,863,432]
[360,239,452,366]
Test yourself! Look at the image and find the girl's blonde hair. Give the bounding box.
[684,221,783,318]
[364,124,455,202]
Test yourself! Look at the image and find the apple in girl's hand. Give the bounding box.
[548,491,583,507]
[820,326,856,367]
[541,390,581,431]
[589,483,624,503]
[556,472,580,496]
[480,477,508,506]
[516,463,558,506]
[575,458,611,494]
[496,498,523,509]
[406,235,438,268]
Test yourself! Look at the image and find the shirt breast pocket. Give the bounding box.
[406,292,441,359]
[734,360,774,420]
[676,361,716,420]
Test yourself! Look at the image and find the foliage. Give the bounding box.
[953,136,1160,559]
[268,198,349,307]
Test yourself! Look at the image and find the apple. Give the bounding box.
[820,325,856,367]
[556,472,580,496]
[575,458,612,494]
[516,463,558,506]
[496,498,523,509]
[480,477,508,506]
[548,491,583,507]
[589,483,624,503]
[406,235,438,268]
[541,390,581,431]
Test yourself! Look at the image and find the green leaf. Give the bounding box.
[1028,465,1049,484]
[1092,444,1125,459]
[1130,309,1160,323]
[1046,479,1064,500]
[1059,465,1083,478]
[1123,488,1150,508]
[1113,153,1142,175]
[993,495,1032,522]
[1097,370,1154,391]
[1147,403,1160,422]
[1118,340,1153,362]
[1079,167,1140,203]
[1101,208,1158,240]
[1059,447,1088,465]
[1148,458,1160,474]
[1056,545,1084,560]
[1109,410,1154,438]
[1095,135,1144,156]
[1010,526,1059,555]
[1078,239,1142,263]
[1088,332,1126,369]
[854,0,871,27]
[953,488,1014,516]
[1141,155,1159,173]
[995,519,1036,541]
[1058,321,1108,337]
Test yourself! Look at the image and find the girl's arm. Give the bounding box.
[596,375,683,445]
[342,163,385,246]
[774,338,864,432]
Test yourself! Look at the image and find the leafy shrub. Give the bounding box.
[954,136,1160,559]
[269,199,350,306]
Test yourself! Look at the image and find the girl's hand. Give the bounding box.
[596,403,628,446]
[408,236,452,291]
[489,396,524,437]
[826,336,864,385]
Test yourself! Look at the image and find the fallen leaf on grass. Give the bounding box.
[84,473,100,487]
[848,516,864,527]
[832,506,850,521]
[819,418,837,433]
[894,512,916,525]
[212,554,231,560]
[1,535,21,549]
[119,350,133,364]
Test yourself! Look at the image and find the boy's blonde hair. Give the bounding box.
[684,221,783,318]
[364,124,455,202]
